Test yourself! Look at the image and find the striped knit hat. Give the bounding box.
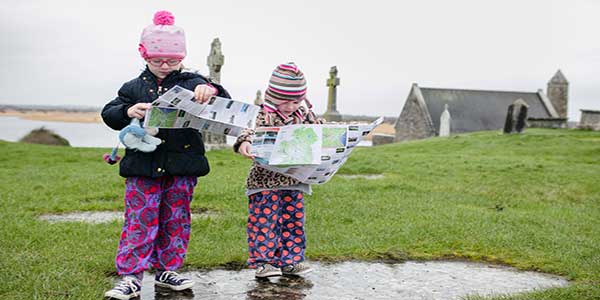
[264,63,312,108]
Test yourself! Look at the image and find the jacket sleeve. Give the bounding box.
[184,75,232,99]
[101,82,136,131]
[233,128,255,153]
[209,81,231,99]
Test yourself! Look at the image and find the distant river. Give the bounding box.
[0,116,119,148]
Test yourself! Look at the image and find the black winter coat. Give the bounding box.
[102,67,230,178]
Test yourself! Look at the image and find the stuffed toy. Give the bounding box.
[103,119,161,164]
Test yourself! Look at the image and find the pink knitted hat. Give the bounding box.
[138,11,186,59]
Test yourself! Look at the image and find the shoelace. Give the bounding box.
[159,271,187,284]
[114,278,139,296]
[258,264,278,273]
[284,265,296,272]
[285,263,307,272]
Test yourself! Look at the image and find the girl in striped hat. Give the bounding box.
[234,63,323,278]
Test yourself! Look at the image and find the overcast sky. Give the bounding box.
[1,0,598,120]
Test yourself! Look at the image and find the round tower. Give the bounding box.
[547,70,569,119]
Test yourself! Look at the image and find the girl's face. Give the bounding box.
[277,100,302,116]
[146,57,183,79]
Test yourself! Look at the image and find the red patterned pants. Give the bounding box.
[115,176,196,277]
[247,190,306,268]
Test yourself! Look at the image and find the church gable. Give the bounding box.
[395,87,436,141]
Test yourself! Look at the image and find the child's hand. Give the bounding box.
[238,141,255,160]
[194,84,218,104]
[127,103,152,119]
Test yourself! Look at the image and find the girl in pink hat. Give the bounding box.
[102,11,230,299]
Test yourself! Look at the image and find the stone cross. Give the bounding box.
[439,104,451,137]
[503,99,529,134]
[324,66,342,122]
[254,90,263,105]
[203,38,226,146]
[206,38,224,84]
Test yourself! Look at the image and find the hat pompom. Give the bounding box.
[153,11,175,25]
[279,62,299,73]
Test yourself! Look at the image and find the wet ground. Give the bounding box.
[38,210,216,224]
[42,206,567,299]
[126,261,567,300]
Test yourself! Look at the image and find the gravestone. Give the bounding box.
[254,90,263,106]
[324,66,342,122]
[503,99,529,134]
[439,104,451,137]
[204,38,227,146]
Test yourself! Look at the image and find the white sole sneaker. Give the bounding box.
[155,280,194,291]
[255,266,282,278]
[282,263,313,276]
[282,268,312,276]
[104,291,139,300]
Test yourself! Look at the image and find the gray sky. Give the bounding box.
[1,0,598,120]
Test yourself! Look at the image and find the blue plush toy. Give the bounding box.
[103,119,162,164]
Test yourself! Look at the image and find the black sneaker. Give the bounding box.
[155,271,195,291]
[104,276,141,300]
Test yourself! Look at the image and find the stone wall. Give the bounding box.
[394,97,435,142]
[527,118,567,129]
[372,133,395,146]
[579,110,600,130]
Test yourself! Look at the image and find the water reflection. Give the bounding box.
[246,276,313,300]
[154,287,195,300]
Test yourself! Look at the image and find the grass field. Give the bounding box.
[0,128,598,299]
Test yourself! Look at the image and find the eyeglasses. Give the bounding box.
[147,58,182,67]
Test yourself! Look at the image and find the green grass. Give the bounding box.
[1,128,599,299]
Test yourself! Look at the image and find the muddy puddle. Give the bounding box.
[123,260,567,300]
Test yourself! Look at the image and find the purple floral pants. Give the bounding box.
[115,176,196,277]
[247,190,306,268]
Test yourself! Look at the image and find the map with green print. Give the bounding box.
[252,117,384,184]
[146,107,179,128]
[322,127,347,148]
[270,126,322,165]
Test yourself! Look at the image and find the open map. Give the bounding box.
[251,117,383,184]
[143,85,260,137]
[270,126,321,165]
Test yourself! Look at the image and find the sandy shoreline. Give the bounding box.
[0,110,101,123]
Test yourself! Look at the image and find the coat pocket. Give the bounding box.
[165,151,210,177]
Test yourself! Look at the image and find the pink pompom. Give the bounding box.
[153,11,175,25]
